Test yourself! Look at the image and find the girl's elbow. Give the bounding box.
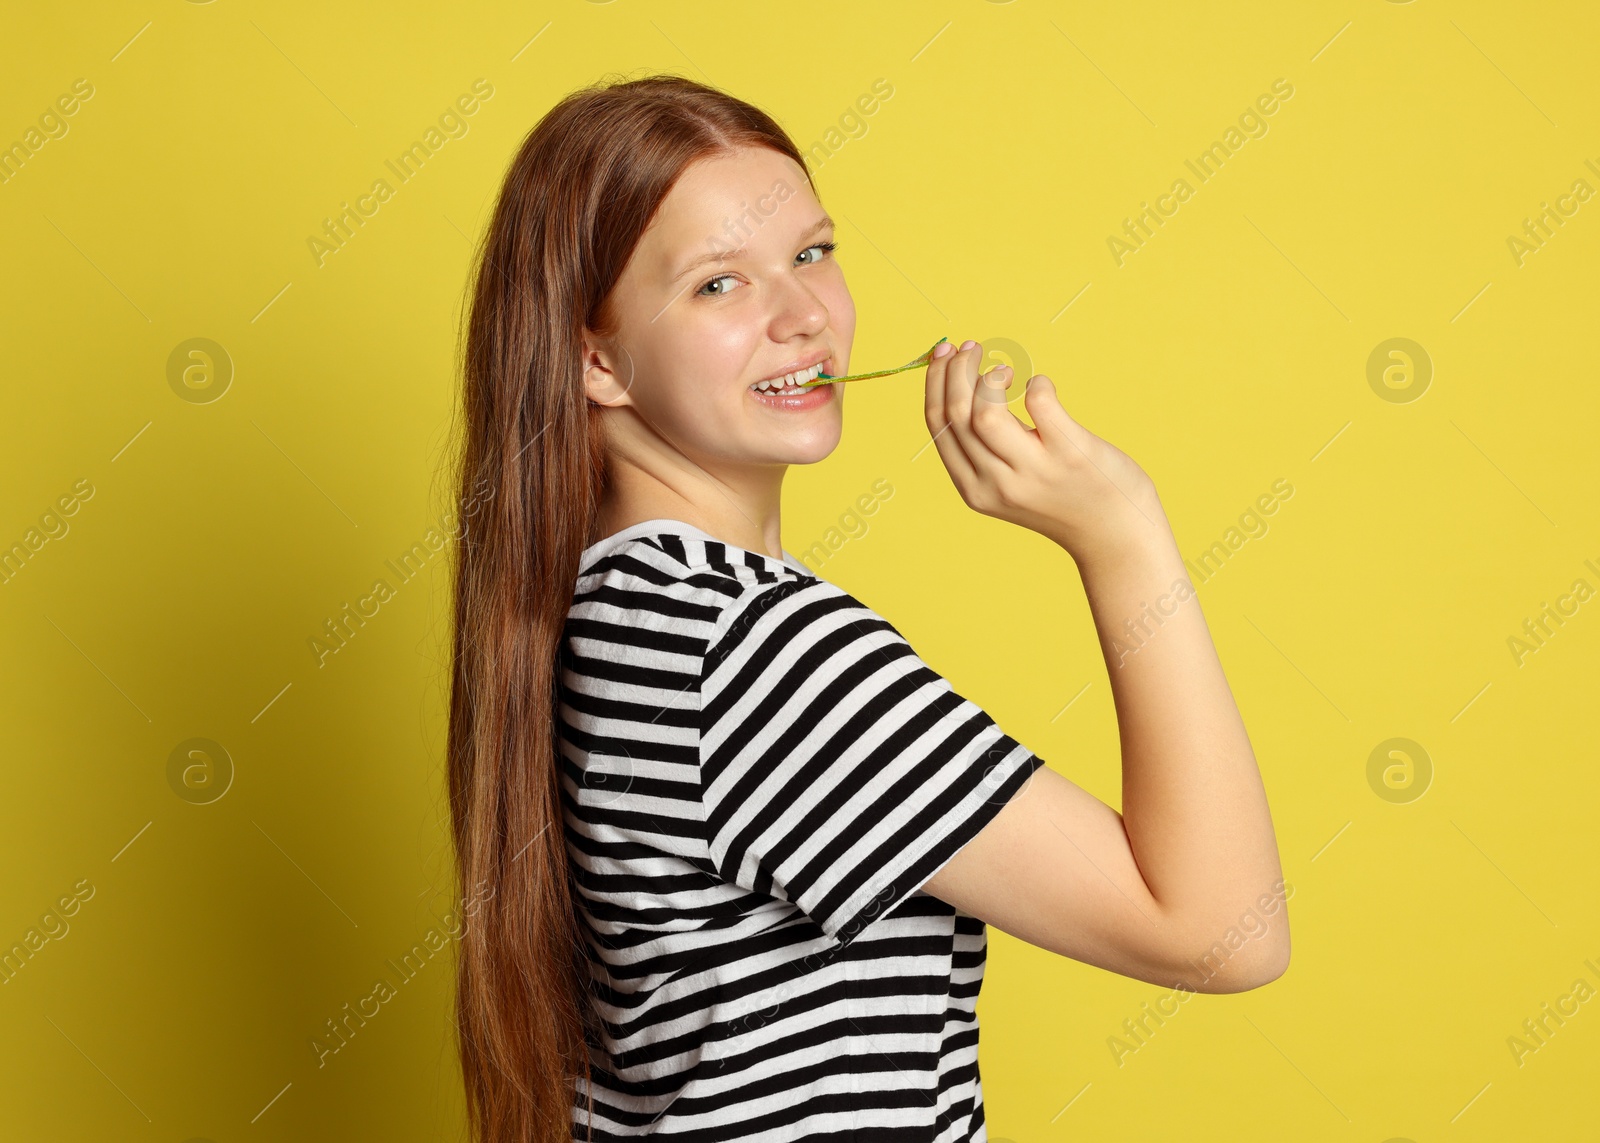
[1236,937,1291,991]
[1165,925,1291,994]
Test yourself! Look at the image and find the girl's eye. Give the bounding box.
[695,240,840,297]
[796,240,838,266]
[696,275,736,297]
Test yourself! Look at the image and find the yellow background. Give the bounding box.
[2,1,1596,1139]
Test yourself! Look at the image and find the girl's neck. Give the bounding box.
[590,502,785,562]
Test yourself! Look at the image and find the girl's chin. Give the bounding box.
[737,410,843,464]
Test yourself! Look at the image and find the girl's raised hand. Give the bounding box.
[923,338,1165,566]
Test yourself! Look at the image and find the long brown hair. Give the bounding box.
[444,73,815,1142]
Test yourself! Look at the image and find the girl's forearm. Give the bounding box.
[1068,501,1289,984]
[920,337,1288,983]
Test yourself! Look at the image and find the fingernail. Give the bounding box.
[959,339,976,351]
[932,341,954,358]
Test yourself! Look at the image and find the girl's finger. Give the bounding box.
[969,364,1045,464]
[930,412,982,495]
[944,342,1013,478]
[1020,373,1088,455]
[924,343,983,492]
[923,339,954,441]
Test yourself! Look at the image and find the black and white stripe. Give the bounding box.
[558,520,1043,1141]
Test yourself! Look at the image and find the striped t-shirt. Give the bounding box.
[557,518,1045,1141]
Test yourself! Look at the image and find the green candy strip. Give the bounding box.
[798,337,950,387]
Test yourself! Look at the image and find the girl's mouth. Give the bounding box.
[748,361,834,410]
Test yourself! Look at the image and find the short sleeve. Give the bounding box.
[697,577,1045,950]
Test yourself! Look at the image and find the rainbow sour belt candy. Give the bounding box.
[796,337,950,387]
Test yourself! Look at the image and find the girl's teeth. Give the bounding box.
[752,363,823,391]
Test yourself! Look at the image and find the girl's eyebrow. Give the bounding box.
[670,214,835,283]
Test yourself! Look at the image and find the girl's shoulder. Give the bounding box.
[577,526,820,595]
[571,526,842,641]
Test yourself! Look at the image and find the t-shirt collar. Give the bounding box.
[579,517,805,574]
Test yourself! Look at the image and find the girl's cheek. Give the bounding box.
[825,280,856,323]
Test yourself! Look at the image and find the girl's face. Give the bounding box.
[583,145,855,473]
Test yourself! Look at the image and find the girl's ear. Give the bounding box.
[580,330,635,408]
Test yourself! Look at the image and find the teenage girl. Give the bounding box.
[446,74,1288,1143]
